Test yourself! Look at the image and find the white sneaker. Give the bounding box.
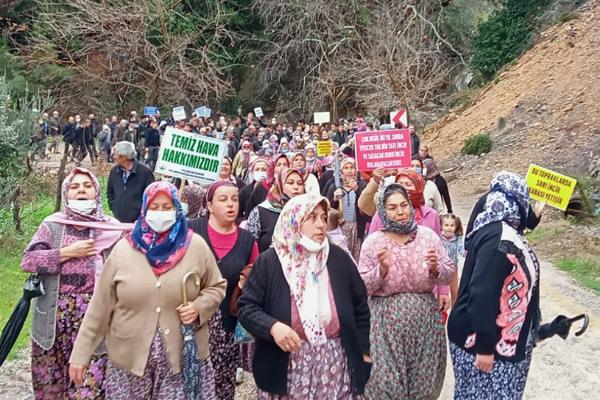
[235,367,245,384]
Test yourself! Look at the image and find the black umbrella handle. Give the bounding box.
[567,314,589,337]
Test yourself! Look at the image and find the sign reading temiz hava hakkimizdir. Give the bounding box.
[354,129,412,171]
[253,107,264,118]
[314,112,331,124]
[389,109,408,128]
[526,164,577,211]
[144,106,159,116]
[172,106,187,121]
[156,127,228,185]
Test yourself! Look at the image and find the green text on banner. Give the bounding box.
[156,127,228,185]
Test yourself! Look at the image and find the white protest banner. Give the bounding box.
[314,112,331,124]
[194,106,212,118]
[172,106,187,121]
[254,107,264,118]
[389,109,408,128]
[156,127,228,185]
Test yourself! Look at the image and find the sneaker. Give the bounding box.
[235,367,244,385]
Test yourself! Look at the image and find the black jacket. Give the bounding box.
[447,222,540,362]
[62,123,77,143]
[107,160,155,223]
[238,245,371,395]
[188,217,255,332]
[145,128,161,147]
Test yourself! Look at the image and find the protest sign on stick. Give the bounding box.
[172,106,187,121]
[354,129,412,171]
[526,164,577,211]
[144,106,158,116]
[254,107,264,118]
[314,112,331,124]
[156,127,228,185]
[317,140,333,157]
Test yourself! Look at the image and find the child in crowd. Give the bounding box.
[327,208,355,262]
[440,213,464,307]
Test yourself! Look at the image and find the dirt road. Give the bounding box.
[1,180,598,399]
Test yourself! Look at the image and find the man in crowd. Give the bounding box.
[62,116,77,162]
[107,141,155,223]
[144,120,161,171]
[31,113,49,160]
[48,110,62,154]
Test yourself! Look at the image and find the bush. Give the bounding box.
[471,0,554,80]
[462,132,492,155]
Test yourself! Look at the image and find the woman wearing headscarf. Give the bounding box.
[246,167,305,253]
[188,181,259,400]
[238,156,271,221]
[21,167,132,399]
[448,172,541,400]
[423,158,452,213]
[232,140,254,180]
[220,156,246,188]
[358,184,455,399]
[360,169,441,235]
[181,184,206,219]
[69,181,226,399]
[326,157,370,260]
[292,152,320,195]
[304,144,317,172]
[411,157,445,214]
[244,154,290,222]
[238,194,372,399]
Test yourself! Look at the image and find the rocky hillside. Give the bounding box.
[424,0,600,193]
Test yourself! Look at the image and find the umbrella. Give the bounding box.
[180,271,202,400]
[537,314,589,342]
[0,275,44,367]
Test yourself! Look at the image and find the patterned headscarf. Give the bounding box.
[273,194,331,346]
[182,184,206,219]
[265,167,305,211]
[377,184,418,235]
[127,181,193,275]
[469,171,530,238]
[395,169,426,208]
[62,167,109,223]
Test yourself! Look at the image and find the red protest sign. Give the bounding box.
[354,129,412,171]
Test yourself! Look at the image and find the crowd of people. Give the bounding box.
[21,107,546,399]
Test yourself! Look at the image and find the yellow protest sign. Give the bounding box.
[526,164,577,211]
[317,140,333,157]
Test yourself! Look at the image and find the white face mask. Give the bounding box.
[254,171,267,182]
[145,210,177,233]
[68,199,96,215]
[382,176,396,188]
[180,203,189,217]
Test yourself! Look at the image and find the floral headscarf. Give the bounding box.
[127,181,193,275]
[264,167,305,211]
[377,184,418,235]
[62,167,109,223]
[273,194,331,346]
[469,171,529,238]
[395,169,426,208]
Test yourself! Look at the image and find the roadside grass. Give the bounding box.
[527,218,600,295]
[0,175,110,359]
[0,195,54,358]
[555,258,600,295]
